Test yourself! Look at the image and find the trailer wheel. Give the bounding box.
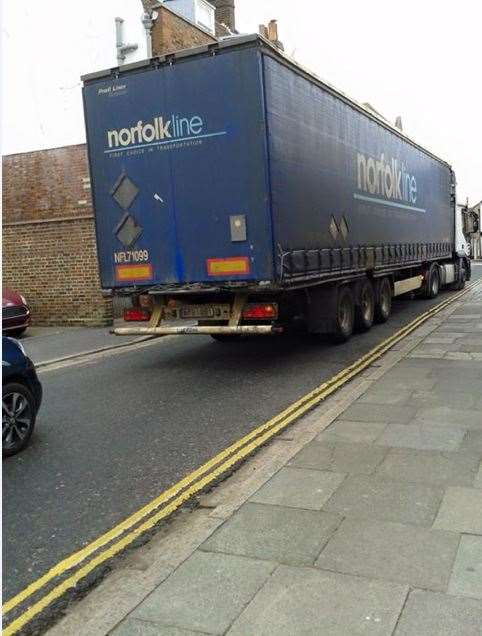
[424,265,440,299]
[355,279,375,331]
[375,278,392,323]
[333,286,354,343]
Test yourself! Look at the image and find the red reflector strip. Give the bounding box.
[123,308,151,322]
[242,304,278,319]
[115,264,153,282]
[206,257,250,277]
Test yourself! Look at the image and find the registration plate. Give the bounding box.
[179,304,230,319]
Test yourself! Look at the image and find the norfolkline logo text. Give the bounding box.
[357,152,418,205]
[106,114,204,149]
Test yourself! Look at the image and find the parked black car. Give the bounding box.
[2,336,42,456]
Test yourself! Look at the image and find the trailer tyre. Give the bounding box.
[375,278,392,323]
[355,280,375,331]
[333,286,355,343]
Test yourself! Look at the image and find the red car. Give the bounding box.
[2,288,30,336]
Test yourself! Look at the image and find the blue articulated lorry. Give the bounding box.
[82,34,471,342]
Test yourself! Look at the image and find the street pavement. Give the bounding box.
[49,275,482,636]
[3,266,482,621]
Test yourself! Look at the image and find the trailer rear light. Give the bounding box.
[124,308,151,322]
[242,303,278,320]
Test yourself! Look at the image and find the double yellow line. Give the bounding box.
[4,280,479,635]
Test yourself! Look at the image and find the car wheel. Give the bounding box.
[2,382,36,457]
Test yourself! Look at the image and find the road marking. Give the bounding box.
[4,280,480,635]
[36,335,173,373]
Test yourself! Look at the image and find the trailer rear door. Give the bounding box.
[83,47,273,288]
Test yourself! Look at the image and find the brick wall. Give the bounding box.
[3,218,112,326]
[3,144,92,223]
[151,4,216,55]
[2,146,112,326]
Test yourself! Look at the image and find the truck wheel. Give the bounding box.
[375,278,392,323]
[452,261,467,290]
[333,286,354,343]
[355,280,375,331]
[424,265,440,299]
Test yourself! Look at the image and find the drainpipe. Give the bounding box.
[141,10,155,59]
[115,17,138,66]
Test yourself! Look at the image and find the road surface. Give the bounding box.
[4,266,482,602]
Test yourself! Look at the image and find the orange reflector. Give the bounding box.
[206,257,250,276]
[115,264,153,282]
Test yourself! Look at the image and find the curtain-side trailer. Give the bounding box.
[82,35,471,342]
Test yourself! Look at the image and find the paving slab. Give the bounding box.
[130,550,275,635]
[375,423,466,452]
[379,366,433,379]
[373,376,437,391]
[411,344,460,355]
[438,325,481,333]
[459,344,482,352]
[410,389,477,410]
[459,336,482,345]
[289,441,387,475]
[316,518,460,591]
[475,464,482,488]
[448,535,482,599]
[394,589,482,636]
[414,406,482,430]
[323,474,444,526]
[430,361,482,376]
[417,331,468,339]
[356,389,413,406]
[202,503,341,566]
[113,619,209,635]
[435,377,482,394]
[315,420,387,444]
[424,336,460,344]
[249,467,345,510]
[227,565,408,636]
[337,403,417,424]
[450,314,482,319]
[434,487,482,534]
[399,357,482,371]
[375,448,480,487]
